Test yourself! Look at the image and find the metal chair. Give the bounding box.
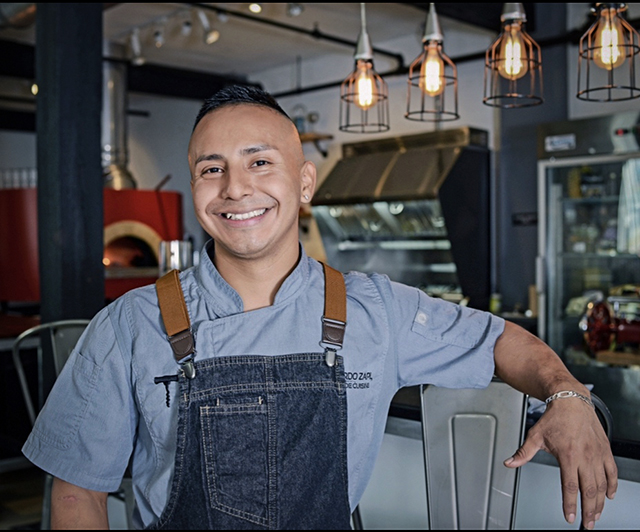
[420,378,528,530]
[12,319,90,426]
[12,319,135,529]
[420,379,615,530]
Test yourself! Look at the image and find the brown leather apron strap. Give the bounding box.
[322,263,346,323]
[321,262,347,354]
[156,269,194,362]
[156,264,346,366]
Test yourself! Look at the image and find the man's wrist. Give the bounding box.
[545,390,595,409]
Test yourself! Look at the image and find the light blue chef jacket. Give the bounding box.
[23,241,505,528]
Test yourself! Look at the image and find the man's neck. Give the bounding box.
[212,245,300,311]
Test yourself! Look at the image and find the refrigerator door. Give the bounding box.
[538,153,640,448]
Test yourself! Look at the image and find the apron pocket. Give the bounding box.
[200,396,270,527]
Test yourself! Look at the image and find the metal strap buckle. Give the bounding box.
[320,317,345,368]
[321,316,346,348]
[168,329,197,379]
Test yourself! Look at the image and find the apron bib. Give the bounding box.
[148,264,351,530]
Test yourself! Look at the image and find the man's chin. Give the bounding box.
[212,240,271,262]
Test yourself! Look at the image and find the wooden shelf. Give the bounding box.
[299,132,333,142]
[299,132,333,157]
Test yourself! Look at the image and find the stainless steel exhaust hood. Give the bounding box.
[312,127,489,206]
[311,126,492,311]
[102,43,137,190]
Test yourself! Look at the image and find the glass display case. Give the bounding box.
[312,199,462,303]
[538,145,640,455]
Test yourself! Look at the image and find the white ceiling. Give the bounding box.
[0,3,494,82]
[104,3,428,75]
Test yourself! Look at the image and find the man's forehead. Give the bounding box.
[190,104,297,152]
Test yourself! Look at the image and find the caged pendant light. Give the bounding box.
[577,3,640,102]
[483,3,543,108]
[406,3,458,122]
[339,3,390,133]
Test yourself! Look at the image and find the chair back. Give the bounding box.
[420,378,528,530]
[11,318,138,530]
[12,319,90,426]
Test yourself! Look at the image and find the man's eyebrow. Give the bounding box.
[194,145,278,165]
[194,153,224,166]
[241,144,278,156]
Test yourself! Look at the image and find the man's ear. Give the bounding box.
[300,160,317,201]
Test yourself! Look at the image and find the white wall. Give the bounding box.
[126,93,204,250]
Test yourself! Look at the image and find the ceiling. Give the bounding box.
[0,2,517,101]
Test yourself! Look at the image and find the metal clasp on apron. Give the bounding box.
[320,316,345,367]
[180,357,196,379]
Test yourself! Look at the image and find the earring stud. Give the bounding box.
[303,195,310,200]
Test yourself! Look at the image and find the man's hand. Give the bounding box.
[494,321,618,529]
[503,396,618,529]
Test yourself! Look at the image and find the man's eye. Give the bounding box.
[253,159,269,167]
[201,167,221,176]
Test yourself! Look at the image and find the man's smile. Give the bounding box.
[220,208,268,221]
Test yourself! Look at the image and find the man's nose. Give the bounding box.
[221,168,253,199]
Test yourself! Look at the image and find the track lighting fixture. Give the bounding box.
[249,4,263,14]
[286,3,304,17]
[129,27,145,66]
[153,25,165,49]
[181,17,193,37]
[197,9,220,45]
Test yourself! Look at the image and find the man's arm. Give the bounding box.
[493,320,618,530]
[51,477,109,530]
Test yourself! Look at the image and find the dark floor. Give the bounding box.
[0,465,44,531]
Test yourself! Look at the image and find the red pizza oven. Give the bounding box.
[0,188,183,303]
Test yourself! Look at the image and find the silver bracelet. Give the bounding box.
[545,390,595,409]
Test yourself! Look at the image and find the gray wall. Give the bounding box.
[496,3,568,312]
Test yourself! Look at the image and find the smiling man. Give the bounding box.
[188,98,316,310]
[22,85,616,530]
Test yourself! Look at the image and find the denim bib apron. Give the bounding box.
[148,264,351,530]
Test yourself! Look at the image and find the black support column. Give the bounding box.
[36,3,104,391]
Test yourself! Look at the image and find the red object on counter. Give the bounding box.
[0,188,183,303]
[582,299,640,354]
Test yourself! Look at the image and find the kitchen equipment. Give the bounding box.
[0,188,184,304]
[158,240,193,277]
[312,127,492,310]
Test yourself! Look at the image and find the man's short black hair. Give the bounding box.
[193,84,292,131]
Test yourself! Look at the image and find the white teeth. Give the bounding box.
[223,208,266,221]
